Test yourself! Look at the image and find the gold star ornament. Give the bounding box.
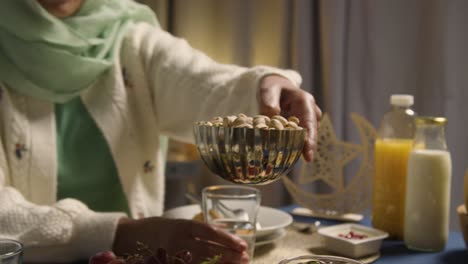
[283,113,377,215]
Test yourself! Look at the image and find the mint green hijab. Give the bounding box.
[0,0,158,103]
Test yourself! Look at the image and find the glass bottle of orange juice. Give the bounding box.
[372,94,416,239]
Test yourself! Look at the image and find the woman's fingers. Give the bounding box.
[258,83,282,117]
[189,221,247,252]
[282,89,319,162]
[315,104,323,121]
[186,239,249,264]
[258,75,321,162]
[297,109,318,162]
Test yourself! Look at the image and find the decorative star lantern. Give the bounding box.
[282,113,377,216]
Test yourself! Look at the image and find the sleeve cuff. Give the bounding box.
[253,65,303,88]
[70,211,126,258]
[23,205,126,263]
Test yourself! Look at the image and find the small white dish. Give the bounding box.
[163,204,293,238]
[318,223,388,259]
[255,228,286,247]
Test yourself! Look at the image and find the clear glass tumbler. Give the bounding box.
[0,239,23,264]
[202,185,261,262]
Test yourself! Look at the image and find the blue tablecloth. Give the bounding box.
[378,234,466,263]
[281,205,468,264]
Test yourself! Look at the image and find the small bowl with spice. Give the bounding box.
[317,224,388,259]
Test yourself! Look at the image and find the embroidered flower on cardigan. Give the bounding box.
[122,67,133,88]
[15,144,27,159]
[143,160,154,173]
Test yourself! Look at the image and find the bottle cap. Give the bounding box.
[390,94,414,106]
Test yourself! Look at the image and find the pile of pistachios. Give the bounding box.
[197,113,303,130]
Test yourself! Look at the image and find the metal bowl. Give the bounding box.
[193,124,305,185]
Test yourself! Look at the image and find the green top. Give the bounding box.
[56,97,130,215]
[0,1,167,215]
[0,0,161,215]
[0,0,157,103]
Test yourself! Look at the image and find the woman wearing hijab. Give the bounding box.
[0,0,321,263]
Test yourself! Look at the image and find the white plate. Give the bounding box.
[163,204,293,237]
[255,228,286,246]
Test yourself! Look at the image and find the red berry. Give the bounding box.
[174,250,192,263]
[153,248,167,264]
[89,251,117,264]
[143,256,159,264]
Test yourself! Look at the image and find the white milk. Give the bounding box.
[404,149,452,251]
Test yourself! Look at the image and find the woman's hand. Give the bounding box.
[258,75,322,162]
[110,217,249,264]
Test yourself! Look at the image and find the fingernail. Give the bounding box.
[307,150,314,162]
[242,251,250,264]
[238,240,248,251]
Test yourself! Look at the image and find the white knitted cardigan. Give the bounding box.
[0,22,301,262]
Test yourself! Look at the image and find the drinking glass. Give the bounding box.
[0,239,23,264]
[202,185,261,262]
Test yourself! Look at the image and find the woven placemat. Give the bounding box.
[253,226,380,264]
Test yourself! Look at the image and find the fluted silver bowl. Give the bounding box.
[193,124,305,185]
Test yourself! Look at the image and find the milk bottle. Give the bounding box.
[404,117,452,251]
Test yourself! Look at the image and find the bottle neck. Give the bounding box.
[413,124,447,151]
[390,105,415,115]
[377,104,416,139]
